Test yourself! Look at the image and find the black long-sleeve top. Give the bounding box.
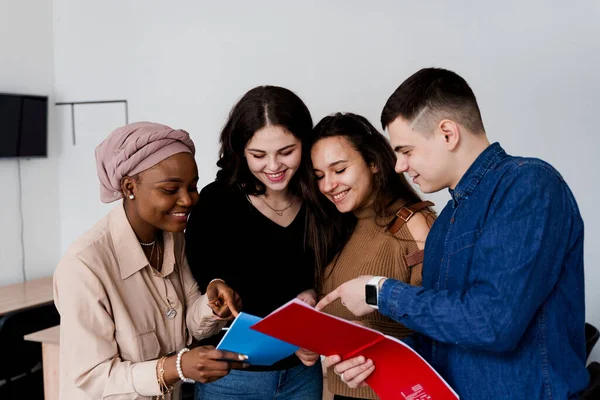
[184,180,314,370]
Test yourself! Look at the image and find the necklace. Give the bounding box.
[149,240,160,270]
[162,278,177,320]
[139,239,155,246]
[148,240,177,320]
[259,195,292,216]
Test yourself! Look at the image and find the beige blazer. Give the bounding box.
[54,204,224,399]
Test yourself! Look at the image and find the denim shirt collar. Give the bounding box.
[449,142,506,207]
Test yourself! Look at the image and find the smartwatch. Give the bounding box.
[365,276,386,309]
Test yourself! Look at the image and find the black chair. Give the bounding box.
[586,323,599,361]
[580,322,600,399]
[581,361,600,400]
[0,303,60,400]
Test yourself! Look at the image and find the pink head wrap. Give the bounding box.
[95,121,196,203]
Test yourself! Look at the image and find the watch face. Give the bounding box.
[365,284,377,306]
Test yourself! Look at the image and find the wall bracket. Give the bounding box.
[55,100,129,145]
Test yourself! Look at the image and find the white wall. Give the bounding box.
[20,0,597,360]
[0,0,60,285]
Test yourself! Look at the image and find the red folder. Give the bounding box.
[251,299,459,400]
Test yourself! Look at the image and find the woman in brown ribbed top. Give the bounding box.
[302,113,436,400]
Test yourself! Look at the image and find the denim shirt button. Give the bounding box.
[450,217,455,224]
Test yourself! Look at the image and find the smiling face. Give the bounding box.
[387,116,454,193]
[125,152,199,235]
[244,125,302,194]
[311,136,377,213]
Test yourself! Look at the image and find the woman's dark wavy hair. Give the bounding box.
[216,85,313,196]
[301,112,422,294]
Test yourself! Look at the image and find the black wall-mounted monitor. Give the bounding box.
[0,93,48,158]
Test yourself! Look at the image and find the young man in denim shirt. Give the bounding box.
[316,68,589,399]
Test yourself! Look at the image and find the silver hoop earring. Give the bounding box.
[129,194,135,200]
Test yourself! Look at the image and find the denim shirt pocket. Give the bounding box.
[444,229,482,288]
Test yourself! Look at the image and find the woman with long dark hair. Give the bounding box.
[304,112,436,400]
[185,86,323,400]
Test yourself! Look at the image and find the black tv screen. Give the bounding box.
[0,93,48,157]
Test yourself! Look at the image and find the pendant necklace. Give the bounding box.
[259,195,292,216]
[150,240,177,320]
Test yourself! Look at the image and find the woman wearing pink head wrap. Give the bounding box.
[54,121,246,400]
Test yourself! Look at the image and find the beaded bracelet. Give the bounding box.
[176,348,195,383]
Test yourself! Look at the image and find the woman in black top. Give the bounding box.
[185,85,322,400]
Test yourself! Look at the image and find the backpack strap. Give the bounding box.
[387,200,434,235]
[404,249,425,268]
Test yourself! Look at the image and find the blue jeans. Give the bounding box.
[194,362,323,400]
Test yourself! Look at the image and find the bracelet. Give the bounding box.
[156,356,167,397]
[156,355,174,398]
[176,348,195,383]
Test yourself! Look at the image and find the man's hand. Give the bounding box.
[323,354,374,389]
[296,289,318,307]
[315,275,376,317]
[206,279,242,319]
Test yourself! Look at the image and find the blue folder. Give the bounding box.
[216,312,299,366]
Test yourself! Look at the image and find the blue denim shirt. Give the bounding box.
[379,143,588,399]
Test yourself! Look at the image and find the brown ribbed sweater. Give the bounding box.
[322,200,435,399]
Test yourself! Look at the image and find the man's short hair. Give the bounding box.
[381,68,485,135]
